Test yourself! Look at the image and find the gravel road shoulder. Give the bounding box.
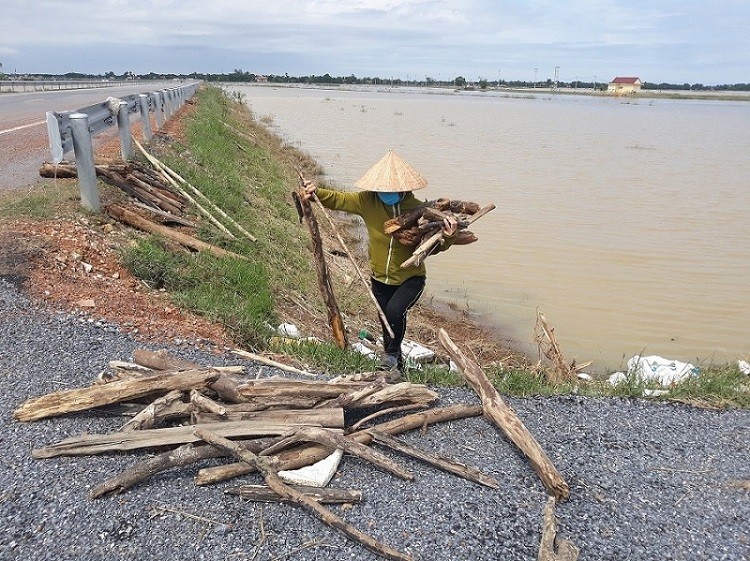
[1,279,748,561]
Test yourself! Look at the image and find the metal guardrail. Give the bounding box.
[0,79,140,92]
[45,82,200,212]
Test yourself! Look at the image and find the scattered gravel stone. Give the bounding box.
[0,279,748,560]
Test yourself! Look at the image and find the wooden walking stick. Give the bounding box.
[293,178,348,349]
[298,171,394,338]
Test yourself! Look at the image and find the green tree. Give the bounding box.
[454,76,466,87]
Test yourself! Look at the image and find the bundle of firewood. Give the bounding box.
[384,198,496,268]
[40,160,192,222]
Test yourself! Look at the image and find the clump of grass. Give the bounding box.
[271,339,379,374]
[0,182,82,219]
[122,236,274,348]
[664,364,750,408]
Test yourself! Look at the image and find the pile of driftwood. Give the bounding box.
[383,199,496,268]
[15,332,577,561]
[40,141,256,260]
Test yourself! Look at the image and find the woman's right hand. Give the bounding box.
[301,179,316,201]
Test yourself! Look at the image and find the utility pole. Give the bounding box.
[533,67,538,88]
[497,69,501,89]
[554,66,560,89]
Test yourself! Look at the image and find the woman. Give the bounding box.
[303,150,458,372]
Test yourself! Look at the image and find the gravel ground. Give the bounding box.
[1,278,748,561]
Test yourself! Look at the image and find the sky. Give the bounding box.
[1,1,748,85]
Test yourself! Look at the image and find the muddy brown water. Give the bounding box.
[232,84,750,372]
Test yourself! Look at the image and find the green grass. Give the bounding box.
[122,236,274,348]
[0,181,82,219]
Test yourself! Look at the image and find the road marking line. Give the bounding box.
[0,120,46,136]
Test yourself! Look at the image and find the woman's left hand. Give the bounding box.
[442,216,458,237]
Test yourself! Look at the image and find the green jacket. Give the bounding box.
[316,188,454,285]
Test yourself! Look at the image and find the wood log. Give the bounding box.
[383,199,451,234]
[400,230,444,269]
[369,431,499,489]
[133,349,200,371]
[32,419,326,459]
[120,389,188,431]
[293,189,348,349]
[129,170,186,205]
[106,204,247,261]
[226,484,362,504]
[438,329,570,501]
[14,369,220,422]
[259,426,413,480]
[538,496,580,561]
[195,403,483,486]
[131,201,197,227]
[194,429,413,561]
[453,230,478,245]
[125,174,183,215]
[191,407,345,428]
[190,389,227,417]
[90,437,279,499]
[39,162,133,178]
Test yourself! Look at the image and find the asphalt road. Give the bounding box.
[0,82,179,191]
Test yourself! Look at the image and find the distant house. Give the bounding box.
[608,77,642,95]
[255,75,268,83]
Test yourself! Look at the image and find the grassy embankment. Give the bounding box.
[2,85,748,407]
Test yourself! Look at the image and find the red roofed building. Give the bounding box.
[608,77,642,95]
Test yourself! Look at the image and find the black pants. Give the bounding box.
[371,276,425,367]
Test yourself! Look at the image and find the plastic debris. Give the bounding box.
[277,323,301,338]
[278,449,343,488]
[401,339,435,367]
[608,354,699,388]
[351,341,377,359]
[739,360,750,376]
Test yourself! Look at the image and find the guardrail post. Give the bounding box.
[152,92,163,129]
[69,113,101,213]
[165,90,173,118]
[116,101,133,160]
[138,94,152,141]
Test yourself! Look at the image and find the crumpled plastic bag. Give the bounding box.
[738,360,750,376]
[609,354,699,387]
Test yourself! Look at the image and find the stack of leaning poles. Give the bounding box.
[384,199,496,268]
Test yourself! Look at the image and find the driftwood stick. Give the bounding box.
[226,484,362,504]
[106,204,247,260]
[231,349,317,378]
[194,429,413,561]
[190,389,227,416]
[195,403,483,486]
[132,137,237,239]
[32,419,316,459]
[260,426,413,480]
[121,389,187,431]
[131,201,197,227]
[133,349,199,371]
[348,404,428,432]
[89,437,279,499]
[538,496,580,561]
[300,171,393,338]
[438,329,570,501]
[14,369,220,422]
[368,431,499,489]
[293,186,348,349]
[400,229,444,269]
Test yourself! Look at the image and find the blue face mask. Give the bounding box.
[377,192,401,205]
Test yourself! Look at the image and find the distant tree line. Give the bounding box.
[2,67,748,91]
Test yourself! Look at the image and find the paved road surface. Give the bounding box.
[0,82,179,191]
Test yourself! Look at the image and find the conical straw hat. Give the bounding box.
[355,150,428,192]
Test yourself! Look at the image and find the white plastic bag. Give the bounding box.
[621,354,699,387]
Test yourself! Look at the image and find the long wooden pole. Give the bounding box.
[438,328,570,501]
[294,185,348,349]
[299,171,395,338]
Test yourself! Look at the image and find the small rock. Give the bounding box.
[102,223,114,234]
[76,299,95,308]
[82,262,93,273]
